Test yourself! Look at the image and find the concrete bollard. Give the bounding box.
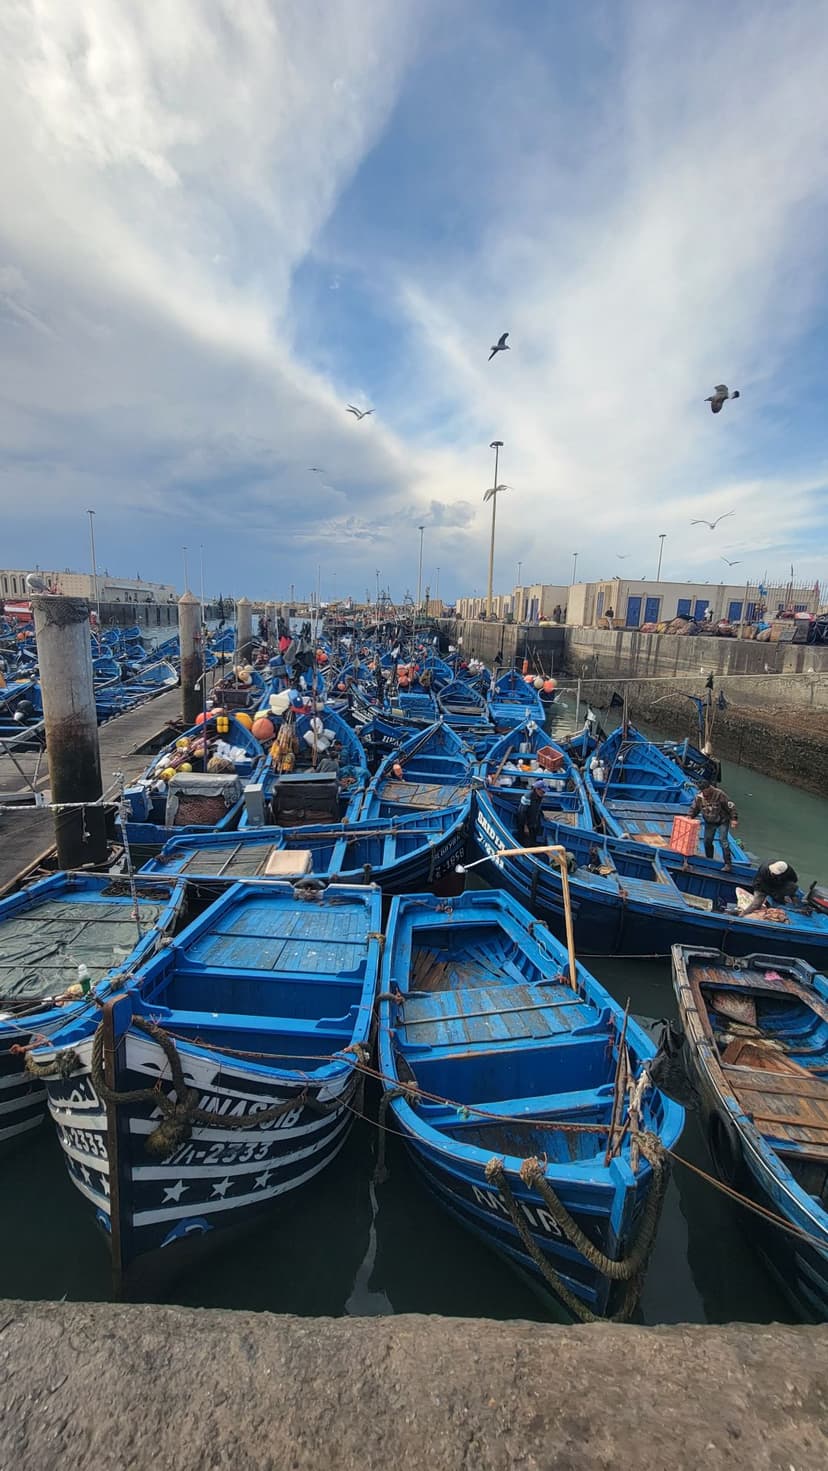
[178,591,201,727]
[237,597,253,662]
[31,595,107,869]
[266,602,278,647]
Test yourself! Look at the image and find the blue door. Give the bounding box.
[676,598,691,617]
[694,599,708,621]
[596,590,605,618]
[644,596,660,624]
[625,596,642,627]
[728,600,742,622]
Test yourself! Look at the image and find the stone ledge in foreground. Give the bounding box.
[0,1301,826,1470]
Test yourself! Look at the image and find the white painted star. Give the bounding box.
[211,1176,232,1198]
[254,1169,272,1190]
[78,1163,92,1186]
[163,1179,188,1204]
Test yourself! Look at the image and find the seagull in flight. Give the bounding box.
[691,511,735,530]
[488,332,510,362]
[705,384,740,414]
[483,483,510,503]
[721,556,741,567]
[308,466,325,474]
[616,554,630,560]
[346,405,373,420]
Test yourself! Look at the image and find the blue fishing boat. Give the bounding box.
[585,725,750,862]
[143,803,470,894]
[121,713,265,853]
[487,670,545,731]
[0,874,185,1149]
[437,677,492,735]
[355,721,474,821]
[481,723,592,828]
[31,881,382,1292]
[377,889,684,1319]
[471,789,828,966]
[672,946,828,1320]
[239,705,369,828]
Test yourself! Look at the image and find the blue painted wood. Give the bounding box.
[378,889,685,1318]
[30,881,383,1287]
[355,721,474,821]
[486,671,545,732]
[0,874,186,1148]
[471,789,828,967]
[673,946,828,1320]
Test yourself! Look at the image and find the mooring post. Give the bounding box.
[266,601,278,648]
[237,596,253,662]
[31,594,107,868]
[178,590,201,727]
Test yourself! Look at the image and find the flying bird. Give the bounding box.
[483,483,510,503]
[721,556,741,567]
[346,405,373,420]
[691,512,735,530]
[488,332,510,362]
[308,467,325,474]
[616,554,630,560]
[705,384,740,414]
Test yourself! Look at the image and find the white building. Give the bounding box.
[566,577,820,628]
[0,568,177,604]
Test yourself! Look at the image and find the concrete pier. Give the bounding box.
[237,596,253,662]
[0,1302,825,1469]
[31,595,106,868]
[177,590,201,727]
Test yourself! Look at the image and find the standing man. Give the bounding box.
[687,782,739,870]
[517,781,546,846]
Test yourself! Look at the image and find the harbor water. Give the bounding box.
[1,703,825,1325]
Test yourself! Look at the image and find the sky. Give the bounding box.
[1,0,827,604]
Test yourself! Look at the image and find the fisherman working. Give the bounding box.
[687,782,738,870]
[517,780,545,846]
[740,859,799,916]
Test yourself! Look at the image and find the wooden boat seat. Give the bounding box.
[398,983,608,1048]
[723,1060,828,1158]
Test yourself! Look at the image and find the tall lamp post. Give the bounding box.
[435,566,440,605]
[416,524,425,614]
[485,439,506,618]
[86,509,101,628]
[571,551,579,585]
[656,533,667,581]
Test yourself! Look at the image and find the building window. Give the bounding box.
[676,598,691,617]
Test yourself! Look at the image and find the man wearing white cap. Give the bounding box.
[741,859,799,916]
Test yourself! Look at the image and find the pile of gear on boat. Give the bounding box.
[2,621,827,1325]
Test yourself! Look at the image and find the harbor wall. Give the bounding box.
[440,618,566,672]
[565,625,828,692]
[1,1301,826,1471]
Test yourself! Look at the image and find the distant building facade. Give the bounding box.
[0,569,177,604]
[567,577,820,628]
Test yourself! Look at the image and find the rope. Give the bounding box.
[374,1085,418,1183]
[483,1133,667,1323]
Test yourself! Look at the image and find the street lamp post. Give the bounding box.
[485,440,505,618]
[182,545,190,592]
[435,566,440,605]
[657,533,667,581]
[571,551,578,584]
[416,525,425,612]
[86,509,101,628]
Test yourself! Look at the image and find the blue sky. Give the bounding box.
[0,0,826,602]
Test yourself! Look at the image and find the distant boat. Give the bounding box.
[672,945,828,1320]
[437,677,493,736]
[0,874,185,1149]
[487,670,545,731]
[30,881,383,1294]
[378,889,684,1319]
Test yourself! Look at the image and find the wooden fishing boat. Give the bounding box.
[672,945,828,1319]
[121,713,265,855]
[0,874,185,1149]
[143,803,470,896]
[487,670,545,731]
[480,723,592,828]
[585,725,749,862]
[354,721,474,821]
[238,705,368,828]
[30,881,382,1293]
[437,677,493,737]
[472,789,828,966]
[377,889,684,1319]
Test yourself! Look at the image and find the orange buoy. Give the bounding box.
[252,716,275,742]
[522,657,529,674]
[234,711,254,730]
[195,711,207,725]
[392,762,404,779]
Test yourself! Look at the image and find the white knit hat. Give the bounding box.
[769,860,788,876]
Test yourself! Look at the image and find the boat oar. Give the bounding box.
[456,844,578,992]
